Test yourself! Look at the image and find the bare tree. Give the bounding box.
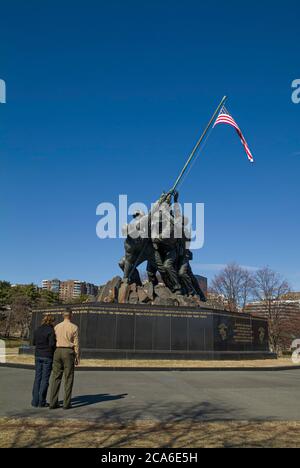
[280,310,300,352]
[3,309,13,338]
[253,267,290,353]
[0,281,11,310]
[0,282,12,337]
[10,293,32,339]
[211,263,254,312]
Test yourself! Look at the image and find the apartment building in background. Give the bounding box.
[245,295,300,350]
[42,279,98,301]
[245,298,300,323]
[84,282,99,297]
[59,280,83,301]
[42,279,61,294]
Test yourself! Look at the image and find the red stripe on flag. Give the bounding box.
[213,110,254,163]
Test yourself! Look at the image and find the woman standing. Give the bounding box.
[31,314,56,408]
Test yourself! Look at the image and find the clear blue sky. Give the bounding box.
[1,0,300,288]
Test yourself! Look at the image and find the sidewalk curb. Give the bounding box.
[1,362,300,372]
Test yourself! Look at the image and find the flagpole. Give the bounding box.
[170,95,228,193]
[127,96,227,282]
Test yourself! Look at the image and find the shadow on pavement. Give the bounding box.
[69,393,127,408]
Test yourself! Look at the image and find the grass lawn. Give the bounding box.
[4,349,298,369]
[1,418,300,448]
[1,338,29,349]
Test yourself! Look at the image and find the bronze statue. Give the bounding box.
[119,192,206,302]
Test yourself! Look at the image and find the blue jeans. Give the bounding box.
[32,357,53,407]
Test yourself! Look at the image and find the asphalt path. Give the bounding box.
[1,367,299,422]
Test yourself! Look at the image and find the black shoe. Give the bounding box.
[49,404,60,410]
[38,403,50,408]
[63,405,73,410]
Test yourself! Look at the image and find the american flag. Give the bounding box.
[213,106,254,163]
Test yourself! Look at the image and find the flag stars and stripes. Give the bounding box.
[213,106,254,163]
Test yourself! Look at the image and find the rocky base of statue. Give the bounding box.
[97,276,207,307]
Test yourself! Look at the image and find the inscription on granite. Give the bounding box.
[28,302,272,360]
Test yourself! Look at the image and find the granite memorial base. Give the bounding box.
[22,302,276,360]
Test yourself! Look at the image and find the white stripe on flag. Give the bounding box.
[213,108,254,163]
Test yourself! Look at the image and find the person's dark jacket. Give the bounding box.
[33,324,56,359]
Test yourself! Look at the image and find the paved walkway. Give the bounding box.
[1,367,300,422]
